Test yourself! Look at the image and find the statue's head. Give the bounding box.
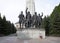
[35,12,37,15]
[28,11,30,14]
[21,11,23,14]
[38,14,40,16]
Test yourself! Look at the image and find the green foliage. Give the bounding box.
[0,14,16,36]
[43,16,50,36]
[50,4,60,35]
[42,4,60,36]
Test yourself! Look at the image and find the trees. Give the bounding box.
[0,14,16,36]
[0,13,4,34]
[50,4,60,35]
[42,4,60,36]
[43,16,50,36]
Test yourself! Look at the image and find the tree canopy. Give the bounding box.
[0,14,16,36]
[50,4,60,35]
[43,4,60,36]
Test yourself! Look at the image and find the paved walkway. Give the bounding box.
[0,36,60,43]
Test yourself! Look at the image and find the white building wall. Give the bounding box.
[15,23,20,30]
[26,0,35,16]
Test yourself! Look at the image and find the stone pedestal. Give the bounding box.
[16,29,45,39]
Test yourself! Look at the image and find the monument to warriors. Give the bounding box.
[16,0,45,39]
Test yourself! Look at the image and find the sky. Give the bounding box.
[0,0,60,24]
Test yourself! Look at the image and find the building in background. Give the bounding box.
[26,0,35,16]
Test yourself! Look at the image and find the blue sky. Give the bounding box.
[0,0,60,23]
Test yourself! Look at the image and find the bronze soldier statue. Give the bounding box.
[32,12,38,28]
[18,11,24,29]
[37,14,41,28]
[37,12,43,28]
[25,8,32,28]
